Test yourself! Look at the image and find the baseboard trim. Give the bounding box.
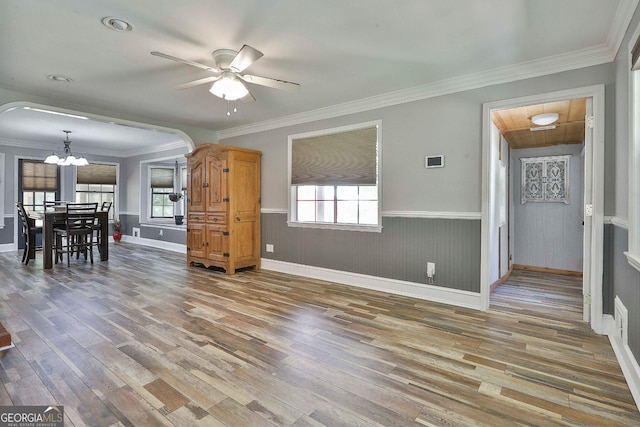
[119,235,186,254]
[512,264,583,277]
[609,327,640,412]
[261,258,482,310]
[0,243,16,253]
[490,268,513,292]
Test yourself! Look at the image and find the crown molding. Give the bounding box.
[608,0,640,57]
[218,44,615,140]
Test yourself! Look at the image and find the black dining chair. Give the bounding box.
[54,202,98,266]
[16,202,42,265]
[93,201,112,254]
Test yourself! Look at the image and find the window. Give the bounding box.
[75,163,117,220]
[21,159,58,214]
[288,121,382,231]
[150,167,174,218]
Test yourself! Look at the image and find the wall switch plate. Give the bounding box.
[266,244,274,253]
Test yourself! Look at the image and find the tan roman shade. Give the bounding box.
[151,167,173,188]
[291,126,377,186]
[77,164,117,185]
[22,160,57,191]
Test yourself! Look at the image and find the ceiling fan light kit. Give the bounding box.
[44,130,89,166]
[151,44,300,116]
[531,112,559,126]
[209,72,249,101]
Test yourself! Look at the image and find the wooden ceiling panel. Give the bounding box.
[492,98,586,149]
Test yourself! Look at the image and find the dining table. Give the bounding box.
[31,207,109,269]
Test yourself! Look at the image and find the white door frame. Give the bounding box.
[480,84,605,334]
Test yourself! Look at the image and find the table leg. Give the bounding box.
[44,215,52,269]
[100,212,108,261]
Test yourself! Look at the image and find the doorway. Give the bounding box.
[480,85,605,334]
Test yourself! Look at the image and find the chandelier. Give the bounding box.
[44,130,89,166]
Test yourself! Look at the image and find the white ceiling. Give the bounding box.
[0,0,635,155]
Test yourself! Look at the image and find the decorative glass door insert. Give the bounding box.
[521,155,570,204]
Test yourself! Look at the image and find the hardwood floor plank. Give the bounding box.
[0,246,637,426]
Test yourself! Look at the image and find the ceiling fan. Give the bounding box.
[151,45,300,115]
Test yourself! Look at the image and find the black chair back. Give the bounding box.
[16,202,30,235]
[16,202,43,264]
[65,203,98,234]
[101,201,113,212]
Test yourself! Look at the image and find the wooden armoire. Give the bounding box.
[185,144,261,274]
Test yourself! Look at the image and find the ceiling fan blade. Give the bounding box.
[151,51,221,73]
[229,45,263,73]
[240,74,300,91]
[174,76,220,90]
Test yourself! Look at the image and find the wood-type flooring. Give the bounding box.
[0,244,638,426]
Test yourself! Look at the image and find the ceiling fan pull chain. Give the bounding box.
[226,100,231,116]
[233,100,238,113]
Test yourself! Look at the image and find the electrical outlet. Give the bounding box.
[427,262,435,278]
[266,244,274,253]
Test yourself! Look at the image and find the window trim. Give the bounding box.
[287,120,382,232]
[143,160,186,226]
[626,22,640,272]
[150,186,174,219]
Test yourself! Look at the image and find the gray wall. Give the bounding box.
[223,62,614,295]
[262,213,481,291]
[511,144,584,272]
[609,226,640,359]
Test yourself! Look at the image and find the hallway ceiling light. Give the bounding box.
[531,112,559,126]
